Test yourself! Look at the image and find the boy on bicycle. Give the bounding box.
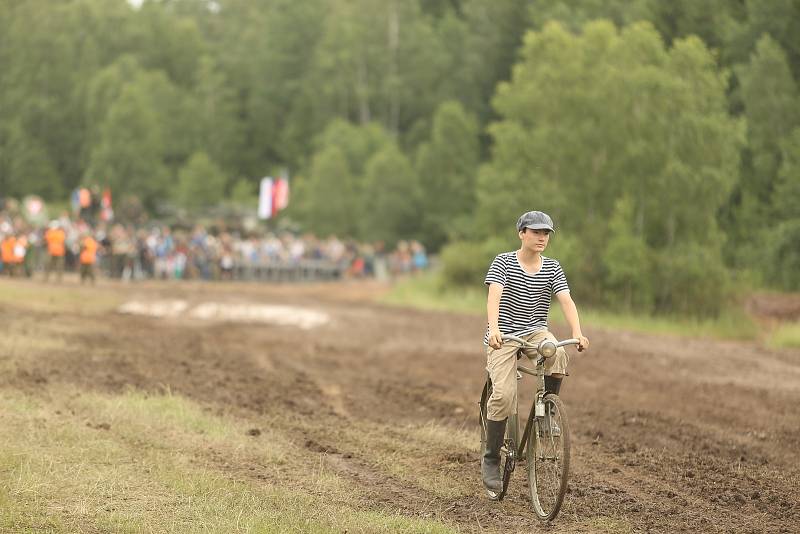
[482,210,589,494]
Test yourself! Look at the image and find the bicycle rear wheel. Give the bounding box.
[526,393,570,521]
[479,379,490,456]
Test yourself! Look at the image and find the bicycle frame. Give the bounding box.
[500,335,579,458]
[515,357,546,458]
[479,333,580,510]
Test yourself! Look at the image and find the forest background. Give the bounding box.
[1,0,799,318]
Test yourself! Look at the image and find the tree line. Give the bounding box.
[1,0,799,314]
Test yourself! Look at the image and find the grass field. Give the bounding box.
[0,386,464,533]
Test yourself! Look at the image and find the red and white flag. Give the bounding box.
[100,188,114,222]
[258,177,274,219]
[273,177,289,213]
[258,175,290,220]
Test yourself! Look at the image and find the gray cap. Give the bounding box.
[516,211,555,232]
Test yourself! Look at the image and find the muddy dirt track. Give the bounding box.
[3,279,799,533]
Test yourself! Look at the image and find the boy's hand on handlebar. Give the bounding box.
[576,335,589,352]
[488,327,503,349]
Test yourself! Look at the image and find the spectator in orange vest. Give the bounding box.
[44,221,66,282]
[79,233,98,285]
[13,234,27,276]
[1,233,17,277]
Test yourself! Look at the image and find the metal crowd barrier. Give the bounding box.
[234,260,344,282]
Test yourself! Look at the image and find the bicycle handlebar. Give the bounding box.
[501,334,580,348]
[500,334,581,359]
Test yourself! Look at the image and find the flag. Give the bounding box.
[70,189,81,214]
[273,177,289,213]
[100,188,114,222]
[258,177,274,219]
[101,188,112,209]
[79,188,91,208]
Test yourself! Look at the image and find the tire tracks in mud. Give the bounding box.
[291,422,550,533]
[567,402,799,533]
[571,438,794,533]
[4,284,800,533]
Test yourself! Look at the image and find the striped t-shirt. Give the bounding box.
[483,252,570,343]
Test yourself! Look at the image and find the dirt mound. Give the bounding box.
[747,292,800,322]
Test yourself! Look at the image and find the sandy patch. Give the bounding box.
[117,300,189,317]
[117,300,329,330]
[189,302,329,329]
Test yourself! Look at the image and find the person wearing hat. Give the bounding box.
[481,210,590,495]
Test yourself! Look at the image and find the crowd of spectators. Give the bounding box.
[0,207,429,283]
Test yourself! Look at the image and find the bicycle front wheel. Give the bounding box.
[526,393,570,521]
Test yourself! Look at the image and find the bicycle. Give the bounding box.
[478,334,580,521]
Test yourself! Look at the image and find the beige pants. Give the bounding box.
[485,330,569,421]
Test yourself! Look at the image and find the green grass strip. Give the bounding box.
[768,321,800,348]
[0,389,459,534]
[383,271,760,341]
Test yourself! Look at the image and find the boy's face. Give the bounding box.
[519,228,550,252]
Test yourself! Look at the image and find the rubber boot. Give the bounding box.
[542,376,563,437]
[482,418,507,493]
